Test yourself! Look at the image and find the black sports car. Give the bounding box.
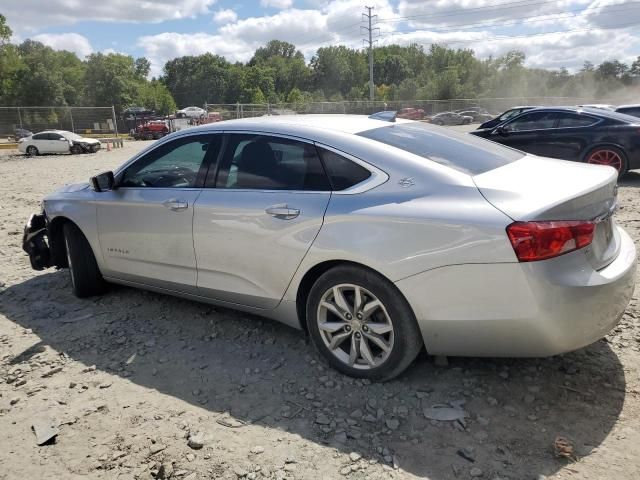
[478,106,538,130]
[471,106,640,176]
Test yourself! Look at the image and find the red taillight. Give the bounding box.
[506,221,595,262]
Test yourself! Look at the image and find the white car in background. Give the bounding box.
[176,106,206,119]
[18,130,101,156]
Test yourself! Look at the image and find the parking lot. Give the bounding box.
[1,140,640,480]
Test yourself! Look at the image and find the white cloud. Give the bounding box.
[30,33,93,58]
[261,0,294,8]
[213,8,238,24]
[138,0,398,75]
[3,0,218,33]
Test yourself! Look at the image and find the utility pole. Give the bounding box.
[362,6,379,101]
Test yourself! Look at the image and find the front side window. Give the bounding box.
[504,112,557,132]
[214,134,330,191]
[120,135,215,188]
[48,133,64,140]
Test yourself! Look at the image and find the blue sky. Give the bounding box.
[2,0,639,76]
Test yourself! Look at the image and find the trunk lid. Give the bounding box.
[473,155,619,269]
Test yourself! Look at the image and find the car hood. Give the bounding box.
[55,182,90,194]
[74,137,100,144]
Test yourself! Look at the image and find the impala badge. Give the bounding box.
[398,177,415,188]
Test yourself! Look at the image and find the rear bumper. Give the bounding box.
[396,225,637,357]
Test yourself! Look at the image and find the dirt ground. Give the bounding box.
[1,140,640,480]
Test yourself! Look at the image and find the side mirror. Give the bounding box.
[493,125,508,136]
[60,137,68,141]
[91,171,115,192]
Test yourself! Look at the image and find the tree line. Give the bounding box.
[1,14,639,116]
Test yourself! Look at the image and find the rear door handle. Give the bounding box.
[265,204,300,219]
[163,198,189,211]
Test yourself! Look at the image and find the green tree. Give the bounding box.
[84,52,141,111]
[135,80,176,115]
[0,13,11,44]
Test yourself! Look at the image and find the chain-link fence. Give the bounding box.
[0,107,118,141]
[205,97,594,120]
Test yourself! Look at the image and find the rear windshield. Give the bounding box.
[357,122,524,175]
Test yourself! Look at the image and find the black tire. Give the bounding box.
[70,144,82,155]
[90,144,100,153]
[26,145,38,156]
[306,265,423,381]
[63,223,107,298]
[584,145,628,179]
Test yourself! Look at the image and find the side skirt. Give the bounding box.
[103,276,302,330]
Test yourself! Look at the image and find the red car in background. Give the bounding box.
[397,107,425,120]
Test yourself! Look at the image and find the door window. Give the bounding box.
[504,112,557,132]
[120,135,216,188]
[214,134,331,191]
[47,133,64,140]
[556,113,598,128]
[32,133,47,140]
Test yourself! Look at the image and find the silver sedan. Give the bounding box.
[22,114,637,380]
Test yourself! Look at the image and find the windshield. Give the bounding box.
[357,121,524,175]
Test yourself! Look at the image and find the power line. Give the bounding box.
[388,19,640,47]
[387,2,640,35]
[377,0,577,23]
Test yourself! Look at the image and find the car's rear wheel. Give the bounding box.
[63,223,107,298]
[585,146,628,177]
[306,265,423,381]
[26,146,38,156]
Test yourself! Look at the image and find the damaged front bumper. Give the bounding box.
[22,212,52,270]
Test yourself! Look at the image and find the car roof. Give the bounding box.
[187,114,414,135]
[616,104,640,109]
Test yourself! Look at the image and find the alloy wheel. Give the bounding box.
[316,283,394,370]
[587,149,623,172]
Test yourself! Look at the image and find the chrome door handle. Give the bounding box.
[163,198,188,211]
[265,204,300,219]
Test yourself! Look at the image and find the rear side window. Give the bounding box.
[215,134,331,191]
[317,148,371,190]
[32,133,47,140]
[556,113,598,128]
[617,107,640,118]
[357,122,523,175]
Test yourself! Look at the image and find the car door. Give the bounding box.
[29,133,49,152]
[489,111,559,155]
[193,133,332,309]
[96,133,221,292]
[542,112,600,161]
[47,132,70,153]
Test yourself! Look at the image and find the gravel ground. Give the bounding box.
[1,141,640,480]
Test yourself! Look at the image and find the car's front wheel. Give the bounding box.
[70,144,82,155]
[63,223,107,298]
[306,265,423,381]
[26,145,38,156]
